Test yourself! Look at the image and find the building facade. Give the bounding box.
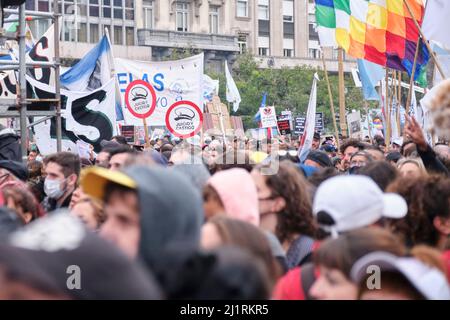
[24,0,355,72]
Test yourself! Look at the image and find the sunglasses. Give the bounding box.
[277,150,298,157]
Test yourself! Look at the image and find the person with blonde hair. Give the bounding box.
[397,157,427,178]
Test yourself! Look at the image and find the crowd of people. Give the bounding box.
[0,114,449,300]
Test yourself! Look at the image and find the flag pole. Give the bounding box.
[397,72,401,135]
[385,68,391,147]
[405,36,420,115]
[338,48,347,138]
[403,0,446,79]
[321,50,340,150]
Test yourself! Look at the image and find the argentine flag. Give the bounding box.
[61,35,124,121]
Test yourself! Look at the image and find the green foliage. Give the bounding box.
[207,53,369,131]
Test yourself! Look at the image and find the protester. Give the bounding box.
[251,161,317,269]
[201,216,282,288]
[397,158,427,178]
[355,161,398,191]
[351,250,450,300]
[0,124,21,162]
[1,186,39,224]
[108,145,136,171]
[81,166,203,272]
[172,163,211,193]
[203,168,259,225]
[304,150,332,169]
[364,145,385,161]
[349,151,373,173]
[404,115,448,176]
[386,175,450,250]
[386,150,402,165]
[308,228,407,300]
[0,160,28,189]
[41,152,80,212]
[0,214,162,299]
[312,132,321,150]
[272,175,408,300]
[339,139,366,171]
[70,197,105,231]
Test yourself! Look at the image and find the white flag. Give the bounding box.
[225,61,241,112]
[422,0,450,50]
[298,73,320,162]
[391,99,399,141]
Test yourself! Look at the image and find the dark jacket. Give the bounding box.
[41,191,73,213]
[418,144,449,176]
[0,128,21,162]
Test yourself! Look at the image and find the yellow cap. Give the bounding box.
[250,151,269,164]
[80,167,137,200]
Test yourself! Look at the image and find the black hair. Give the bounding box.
[111,135,128,145]
[103,181,137,204]
[108,145,136,161]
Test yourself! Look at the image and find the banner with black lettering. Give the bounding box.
[114,53,204,126]
[33,78,117,155]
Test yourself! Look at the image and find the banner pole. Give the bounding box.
[143,118,150,148]
[321,51,340,150]
[338,48,347,138]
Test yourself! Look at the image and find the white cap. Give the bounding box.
[313,175,407,235]
[351,251,450,300]
[392,137,404,146]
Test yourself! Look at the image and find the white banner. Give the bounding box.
[347,111,362,140]
[115,53,204,126]
[260,106,278,128]
[33,78,117,155]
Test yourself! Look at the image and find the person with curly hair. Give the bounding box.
[339,138,367,171]
[386,175,450,250]
[251,161,317,269]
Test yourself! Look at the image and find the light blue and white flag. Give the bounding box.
[61,34,124,121]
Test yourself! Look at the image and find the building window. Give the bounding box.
[90,23,99,43]
[143,0,153,28]
[114,25,123,45]
[126,26,134,45]
[283,49,293,57]
[238,34,247,54]
[125,0,134,20]
[102,0,111,17]
[63,20,76,41]
[78,22,87,42]
[89,0,99,17]
[176,2,189,32]
[258,47,269,56]
[237,0,248,18]
[209,6,219,34]
[309,48,320,59]
[113,0,123,19]
[258,0,269,20]
[283,0,294,22]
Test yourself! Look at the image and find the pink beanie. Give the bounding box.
[208,168,260,226]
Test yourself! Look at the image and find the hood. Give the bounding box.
[124,166,203,270]
[171,162,211,193]
[207,168,259,226]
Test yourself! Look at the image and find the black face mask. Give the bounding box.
[348,166,359,175]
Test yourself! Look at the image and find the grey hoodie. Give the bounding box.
[124,166,203,270]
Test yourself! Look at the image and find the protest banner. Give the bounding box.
[260,106,277,128]
[165,100,203,138]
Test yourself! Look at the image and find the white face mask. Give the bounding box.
[44,178,66,199]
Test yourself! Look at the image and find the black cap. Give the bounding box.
[306,150,333,168]
[313,132,321,140]
[0,160,28,181]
